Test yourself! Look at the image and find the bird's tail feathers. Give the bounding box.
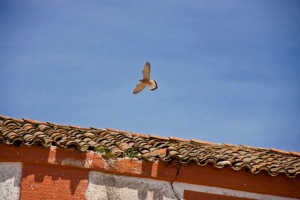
[148,80,158,91]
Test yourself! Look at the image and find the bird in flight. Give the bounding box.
[133,62,158,94]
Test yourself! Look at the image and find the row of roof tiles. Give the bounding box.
[0,115,299,178]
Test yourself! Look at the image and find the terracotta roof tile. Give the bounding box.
[0,115,300,178]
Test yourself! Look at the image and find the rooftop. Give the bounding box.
[0,115,299,178]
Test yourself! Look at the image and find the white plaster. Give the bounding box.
[0,162,22,200]
[50,145,57,150]
[47,145,57,164]
[104,158,117,170]
[86,171,177,200]
[84,159,93,168]
[173,182,298,200]
[61,158,85,167]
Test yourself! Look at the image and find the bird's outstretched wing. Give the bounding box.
[133,82,147,94]
[142,62,151,80]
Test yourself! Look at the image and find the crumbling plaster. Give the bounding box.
[0,162,22,200]
[86,171,177,200]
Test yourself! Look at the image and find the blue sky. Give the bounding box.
[1,0,300,152]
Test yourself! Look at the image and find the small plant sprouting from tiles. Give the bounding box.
[124,147,138,158]
[95,146,114,158]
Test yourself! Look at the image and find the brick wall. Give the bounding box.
[1,145,299,200]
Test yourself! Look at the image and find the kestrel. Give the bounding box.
[133,62,158,94]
